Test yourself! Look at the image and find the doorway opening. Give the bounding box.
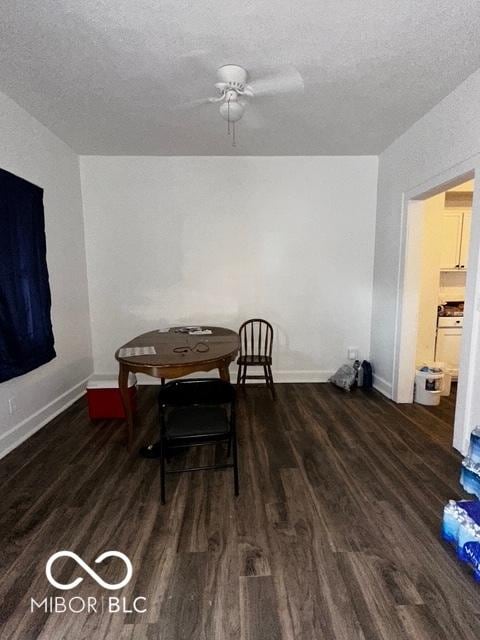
[393,167,479,454]
[415,179,473,431]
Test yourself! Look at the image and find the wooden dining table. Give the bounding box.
[115,326,239,450]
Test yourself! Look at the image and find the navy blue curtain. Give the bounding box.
[0,168,55,382]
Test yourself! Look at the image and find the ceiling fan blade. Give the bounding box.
[180,97,217,109]
[176,51,224,109]
[247,65,304,97]
[241,102,266,129]
[177,49,217,74]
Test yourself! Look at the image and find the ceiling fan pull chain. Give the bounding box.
[227,99,231,135]
[232,120,236,147]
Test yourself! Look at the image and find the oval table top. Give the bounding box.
[115,326,239,372]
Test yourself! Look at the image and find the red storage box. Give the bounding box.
[87,375,137,420]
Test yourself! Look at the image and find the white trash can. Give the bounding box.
[414,368,443,406]
[441,367,454,397]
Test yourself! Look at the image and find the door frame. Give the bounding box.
[392,156,480,454]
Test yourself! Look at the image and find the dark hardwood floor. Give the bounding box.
[0,382,478,640]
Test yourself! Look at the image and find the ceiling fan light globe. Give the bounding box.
[219,101,245,122]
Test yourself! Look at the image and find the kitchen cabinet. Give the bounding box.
[435,317,463,375]
[439,210,471,270]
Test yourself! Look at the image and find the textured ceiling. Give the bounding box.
[1,1,480,155]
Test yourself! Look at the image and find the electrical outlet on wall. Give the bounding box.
[347,347,359,361]
[8,397,16,415]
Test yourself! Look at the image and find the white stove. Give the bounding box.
[435,301,464,376]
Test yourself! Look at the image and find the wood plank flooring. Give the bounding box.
[0,383,478,639]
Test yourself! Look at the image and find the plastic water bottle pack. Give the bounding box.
[442,427,480,580]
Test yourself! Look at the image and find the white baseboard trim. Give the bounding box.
[272,370,334,383]
[0,376,89,461]
[373,374,393,399]
[135,369,334,385]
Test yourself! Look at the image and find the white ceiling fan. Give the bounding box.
[187,63,304,146]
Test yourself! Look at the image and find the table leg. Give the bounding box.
[219,362,231,382]
[118,363,134,452]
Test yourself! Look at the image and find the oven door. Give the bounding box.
[435,316,463,375]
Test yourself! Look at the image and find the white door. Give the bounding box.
[439,211,463,269]
[435,327,463,369]
[459,210,472,269]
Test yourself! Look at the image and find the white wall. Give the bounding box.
[80,156,378,381]
[416,194,443,364]
[0,91,93,458]
[370,68,480,452]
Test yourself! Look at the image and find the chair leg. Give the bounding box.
[262,365,275,399]
[241,364,247,389]
[263,365,269,388]
[267,365,276,400]
[236,364,242,387]
[237,364,247,392]
[160,439,166,505]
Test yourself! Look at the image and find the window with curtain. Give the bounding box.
[0,168,55,382]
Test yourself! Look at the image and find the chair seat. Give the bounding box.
[159,379,235,407]
[165,406,230,443]
[237,355,272,366]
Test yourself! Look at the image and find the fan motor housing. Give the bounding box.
[216,64,248,90]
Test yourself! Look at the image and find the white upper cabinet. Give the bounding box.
[439,209,471,270]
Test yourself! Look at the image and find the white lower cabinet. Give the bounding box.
[435,317,463,375]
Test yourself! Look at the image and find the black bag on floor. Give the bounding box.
[358,360,373,390]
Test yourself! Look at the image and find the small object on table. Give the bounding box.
[118,346,156,357]
[172,326,213,335]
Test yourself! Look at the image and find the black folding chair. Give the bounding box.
[158,379,239,504]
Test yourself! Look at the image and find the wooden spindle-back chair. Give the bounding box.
[236,318,275,398]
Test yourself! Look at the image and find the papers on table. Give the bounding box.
[118,346,156,357]
[172,326,213,335]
